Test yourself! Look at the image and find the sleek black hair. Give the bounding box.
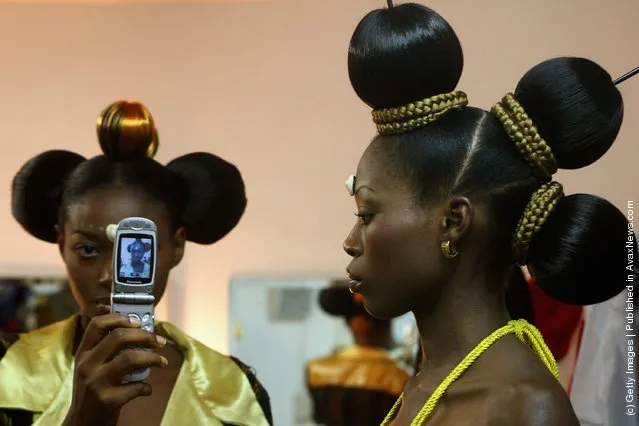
[12,101,247,245]
[348,3,635,305]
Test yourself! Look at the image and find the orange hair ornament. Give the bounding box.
[97,100,159,161]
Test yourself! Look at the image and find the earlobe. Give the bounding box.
[172,227,187,267]
[173,248,185,267]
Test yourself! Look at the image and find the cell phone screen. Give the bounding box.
[116,234,155,284]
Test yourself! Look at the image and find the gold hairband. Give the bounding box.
[492,93,563,264]
[513,181,564,265]
[491,93,557,182]
[372,91,469,135]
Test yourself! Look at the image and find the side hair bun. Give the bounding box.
[513,57,623,170]
[12,150,86,243]
[166,152,247,244]
[527,194,636,305]
[319,287,366,317]
[97,100,159,161]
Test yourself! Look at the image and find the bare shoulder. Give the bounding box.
[484,379,579,426]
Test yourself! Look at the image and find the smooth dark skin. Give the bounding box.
[343,144,579,426]
[57,187,187,426]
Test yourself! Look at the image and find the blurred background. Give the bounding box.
[0,0,636,425]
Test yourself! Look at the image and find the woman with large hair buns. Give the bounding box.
[0,100,272,426]
[306,281,411,426]
[343,1,636,425]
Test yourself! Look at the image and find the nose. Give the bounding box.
[98,260,113,289]
[343,225,362,258]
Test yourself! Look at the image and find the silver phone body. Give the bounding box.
[110,217,158,383]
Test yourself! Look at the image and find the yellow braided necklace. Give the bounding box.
[380,319,558,426]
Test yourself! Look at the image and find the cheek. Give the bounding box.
[62,251,102,301]
[365,215,427,266]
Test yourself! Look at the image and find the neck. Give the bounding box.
[414,269,510,374]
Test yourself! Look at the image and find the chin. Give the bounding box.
[363,298,408,320]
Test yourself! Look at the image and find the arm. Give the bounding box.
[490,381,580,426]
[229,356,273,426]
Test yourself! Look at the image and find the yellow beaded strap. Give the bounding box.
[380,319,558,426]
[513,181,564,265]
[492,93,558,182]
[372,91,469,135]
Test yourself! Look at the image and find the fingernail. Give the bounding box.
[161,356,168,366]
[156,335,167,346]
[129,317,141,326]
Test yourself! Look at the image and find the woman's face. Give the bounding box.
[128,241,147,262]
[57,186,186,318]
[343,144,451,319]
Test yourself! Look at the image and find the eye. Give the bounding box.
[355,212,375,225]
[74,244,100,260]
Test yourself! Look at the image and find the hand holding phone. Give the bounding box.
[63,315,167,426]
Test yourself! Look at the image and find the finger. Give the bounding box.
[96,382,152,408]
[87,328,167,365]
[104,349,168,380]
[78,314,143,353]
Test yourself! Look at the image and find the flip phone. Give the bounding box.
[110,217,158,383]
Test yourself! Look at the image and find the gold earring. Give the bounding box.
[440,240,459,259]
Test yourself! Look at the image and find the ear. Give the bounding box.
[55,224,64,258]
[144,243,151,252]
[440,196,474,245]
[127,244,132,253]
[171,227,187,267]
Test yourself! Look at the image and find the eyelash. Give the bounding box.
[354,212,375,225]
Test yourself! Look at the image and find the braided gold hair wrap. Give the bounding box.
[513,182,564,265]
[492,93,565,264]
[372,91,468,135]
[492,93,557,182]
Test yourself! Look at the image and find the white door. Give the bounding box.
[228,276,417,426]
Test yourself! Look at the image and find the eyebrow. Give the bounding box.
[71,230,103,240]
[354,185,375,196]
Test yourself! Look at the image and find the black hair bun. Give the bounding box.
[318,287,367,317]
[12,150,86,243]
[167,152,247,244]
[514,57,623,169]
[348,3,463,109]
[528,194,635,305]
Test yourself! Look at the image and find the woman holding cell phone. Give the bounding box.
[0,101,272,426]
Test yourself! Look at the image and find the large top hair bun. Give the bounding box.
[97,100,159,161]
[348,3,463,110]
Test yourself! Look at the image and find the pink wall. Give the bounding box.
[0,0,636,351]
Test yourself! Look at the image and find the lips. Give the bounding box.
[96,296,112,306]
[346,269,364,293]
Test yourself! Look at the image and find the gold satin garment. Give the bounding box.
[0,315,270,426]
[307,345,409,395]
